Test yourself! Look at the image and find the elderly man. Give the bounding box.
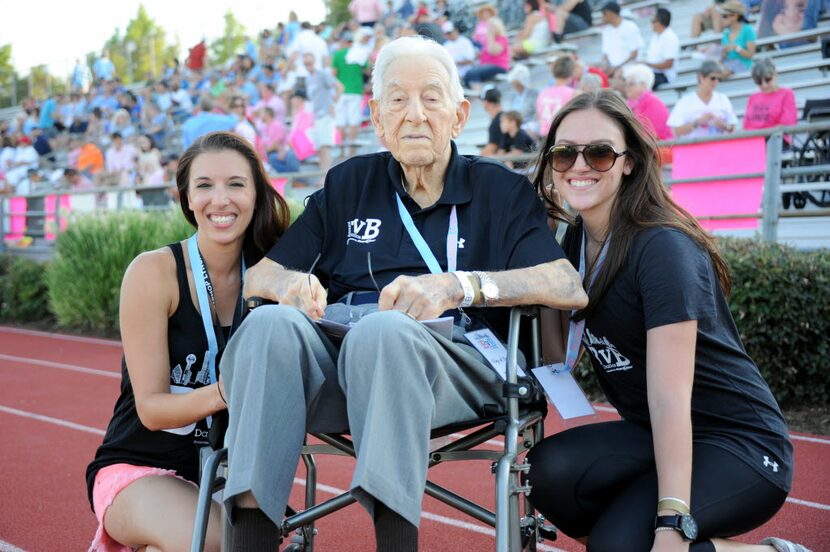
[221,36,587,550]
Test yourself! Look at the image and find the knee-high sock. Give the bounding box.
[374,501,418,552]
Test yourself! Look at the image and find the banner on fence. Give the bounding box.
[671,137,767,231]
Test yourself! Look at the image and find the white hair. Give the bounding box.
[371,36,465,105]
[623,63,655,89]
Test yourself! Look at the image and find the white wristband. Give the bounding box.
[452,271,475,308]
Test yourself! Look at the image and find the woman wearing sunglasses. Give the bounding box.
[743,58,798,141]
[667,59,737,138]
[525,90,808,552]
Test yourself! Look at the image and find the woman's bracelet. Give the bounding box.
[217,383,227,406]
[657,496,690,514]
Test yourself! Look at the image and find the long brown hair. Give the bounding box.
[176,131,291,263]
[533,90,732,319]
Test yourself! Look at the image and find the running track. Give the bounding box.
[0,326,827,552]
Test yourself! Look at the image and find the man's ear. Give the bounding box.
[452,98,471,138]
[369,98,383,139]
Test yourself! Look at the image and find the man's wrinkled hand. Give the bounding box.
[378,273,462,320]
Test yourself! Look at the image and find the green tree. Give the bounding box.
[0,44,18,107]
[324,0,350,26]
[210,10,247,67]
[102,4,178,83]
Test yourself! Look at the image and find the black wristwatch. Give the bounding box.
[654,514,698,542]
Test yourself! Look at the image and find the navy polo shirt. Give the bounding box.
[268,142,565,335]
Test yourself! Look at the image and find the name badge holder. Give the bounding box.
[187,234,246,427]
[531,229,608,420]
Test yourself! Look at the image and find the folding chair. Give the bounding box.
[191,307,557,552]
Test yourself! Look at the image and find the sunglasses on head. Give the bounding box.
[548,144,628,172]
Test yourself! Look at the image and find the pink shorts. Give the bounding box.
[89,463,195,552]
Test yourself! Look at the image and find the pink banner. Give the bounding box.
[44,194,71,240]
[670,137,767,231]
[6,197,27,241]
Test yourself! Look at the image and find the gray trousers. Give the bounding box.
[221,305,505,527]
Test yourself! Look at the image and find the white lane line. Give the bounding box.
[791,434,830,445]
[0,405,105,436]
[293,478,566,551]
[0,539,27,552]
[787,497,830,511]
[0,353,119,379]
[6,405,830,516]
[0,326,121,346]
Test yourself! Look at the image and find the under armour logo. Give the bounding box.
[763,456,779,472]
[458,238,465,249]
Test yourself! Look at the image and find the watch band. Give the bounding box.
[452,271,475,308]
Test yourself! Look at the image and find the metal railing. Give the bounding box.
[1,122,828,255]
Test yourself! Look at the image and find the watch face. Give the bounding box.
[680,515,698,541]
[482,282,498,299]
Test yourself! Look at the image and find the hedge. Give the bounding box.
[1,226,826,404]
[46,210,193,334]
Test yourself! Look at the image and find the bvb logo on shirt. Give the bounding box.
[584,328,632,373]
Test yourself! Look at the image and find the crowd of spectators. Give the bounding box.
[0,0,823,205]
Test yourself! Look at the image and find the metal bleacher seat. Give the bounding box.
[190,307,556,552]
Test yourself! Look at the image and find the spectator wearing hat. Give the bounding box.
[3,135,39,188]
[599,2,644,78]
[691,0,728,38]
[463,16,511,89]
[472,4,497,48]
[505,65,539,131]
[480,88,509,156]
[668,60,737,138]
[720,0,757,75]
[643,7,680,89]
[442,21,476,79]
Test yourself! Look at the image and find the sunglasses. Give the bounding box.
[721,12,737,18]
[548,144,628,172]
[754,77,774,85]
[706,75,721,82]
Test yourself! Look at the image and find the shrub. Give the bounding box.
[0,255,52,322]
[573,238,830,406]
[720,238,830,405]
[46,210,193,334]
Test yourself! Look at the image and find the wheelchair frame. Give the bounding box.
[190,307,555,552]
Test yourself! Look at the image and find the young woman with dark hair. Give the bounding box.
[86,131,290,551]
[527,90,808,552]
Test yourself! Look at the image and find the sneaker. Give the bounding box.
[760,537,813,552]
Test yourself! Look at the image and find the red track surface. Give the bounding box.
[1,326,828,552]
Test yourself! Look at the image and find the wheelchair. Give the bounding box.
[190,307,557,552]
[782,100,830,210]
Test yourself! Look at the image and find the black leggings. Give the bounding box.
[524,421,787,552]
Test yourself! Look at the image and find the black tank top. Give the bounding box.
[85,242,233,509]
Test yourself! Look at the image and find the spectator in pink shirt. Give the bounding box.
[259,106,299,173]
[622,63,673,141]
[350,0,385,26]
[743,59,797,143]
[252,84,287,124]
[463,16,511,89]
[103,132,139,185]
[536,56,576,137]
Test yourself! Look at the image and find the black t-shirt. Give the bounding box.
[565,224,793,492]
[501,129,537,169]
[268,142,564,338]
[488,112,508,150]
[85,243,218,509]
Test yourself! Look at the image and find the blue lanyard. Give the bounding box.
[187,234,246,385]
[395,193,458,274]
[563,228,610,371]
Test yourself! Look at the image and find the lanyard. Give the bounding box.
[187,234,246,386]
[563,227,610,371]
[395,193,458,274]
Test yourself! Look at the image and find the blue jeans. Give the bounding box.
[268,150,300,173]
[463,65,507,88]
